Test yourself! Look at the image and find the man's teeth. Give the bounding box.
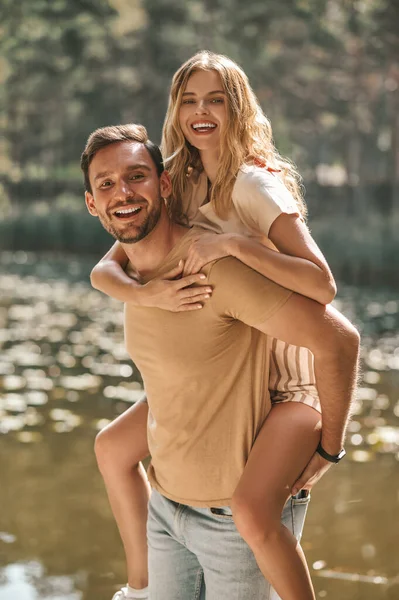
[115,207,141,216]
[192,122,216,130]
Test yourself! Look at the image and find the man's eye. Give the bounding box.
[100,181,112,188]
[130,174,144,180]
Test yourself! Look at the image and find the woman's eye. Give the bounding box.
[211,98,224,104]
[182,99,195,105]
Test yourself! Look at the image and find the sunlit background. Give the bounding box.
[0,1,398,599]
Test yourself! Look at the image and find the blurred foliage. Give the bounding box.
[0,0,398,281]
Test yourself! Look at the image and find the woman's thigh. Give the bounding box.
[234,402,321,515]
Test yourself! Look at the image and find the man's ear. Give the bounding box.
[85,191,98,217]
[160,170,172,199]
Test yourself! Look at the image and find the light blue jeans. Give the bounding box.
[147,488,310,600]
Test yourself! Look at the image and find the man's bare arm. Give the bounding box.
[256,293,360,456]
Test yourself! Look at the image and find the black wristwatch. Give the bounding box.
[316,442,346,464]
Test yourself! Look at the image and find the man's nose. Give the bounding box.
[115,179,134,198]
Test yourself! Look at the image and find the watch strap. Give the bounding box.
[317,442,346,463]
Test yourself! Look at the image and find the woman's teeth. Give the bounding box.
[192,122,216,131]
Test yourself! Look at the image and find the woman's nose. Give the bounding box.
[195,99,209,115]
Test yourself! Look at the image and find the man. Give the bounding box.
[81,124,359,600]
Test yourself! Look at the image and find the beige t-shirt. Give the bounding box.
[183,166,320,413]
[124,227,292,507]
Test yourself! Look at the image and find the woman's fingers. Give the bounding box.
[182,257,195,276]
[162,260,185,280]
[188,262,201,275]
[180,291,211,303]
[183,247,204,275]
[177,302,204,311]
[152,260,212,312]
[175,280,212,311]
[175,272,207,289]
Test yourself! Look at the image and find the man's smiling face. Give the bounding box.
[85,141,171,244]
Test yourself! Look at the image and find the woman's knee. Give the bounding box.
[94,424,125,473]
[231,490,283,549]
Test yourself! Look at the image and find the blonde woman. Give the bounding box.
[93,52,339,600]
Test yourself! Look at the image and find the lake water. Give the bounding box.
[0,252,398,600]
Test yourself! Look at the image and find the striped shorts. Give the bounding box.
[269,338,321,414]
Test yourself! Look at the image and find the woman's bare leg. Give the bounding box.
[231,402,321,600]
[95,400,150,589]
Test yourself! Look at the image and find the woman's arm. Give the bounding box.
[90,241,137,303]
[230,213,337,305]
[91,241,213,311]
[183,214,336,305]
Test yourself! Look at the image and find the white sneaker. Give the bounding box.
[112,586,149,600]
[112,587,129,600]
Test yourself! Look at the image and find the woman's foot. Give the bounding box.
[112,585,149,600]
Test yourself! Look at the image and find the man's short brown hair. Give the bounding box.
[80,124,164,194]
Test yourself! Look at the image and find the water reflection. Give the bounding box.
[0,428,125,600]
[0,563,83,600]
[0,252,398,600]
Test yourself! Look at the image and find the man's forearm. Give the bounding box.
[290,328,360,495]
[256,296,361,455]
[313,335,360,454]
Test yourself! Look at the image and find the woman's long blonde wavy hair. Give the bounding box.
[162,51,307,221]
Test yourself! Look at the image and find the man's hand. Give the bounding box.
[138,260,212,312]
[291,452,333,496]
[183,233,233,276]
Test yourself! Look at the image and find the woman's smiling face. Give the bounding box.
[179,69,228,153]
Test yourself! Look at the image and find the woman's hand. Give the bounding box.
[291,452,332,496]
[183,233,235,275]
[138,260,212,312]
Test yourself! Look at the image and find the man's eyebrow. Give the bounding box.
[94,171,112,181]
[94,164,151,181]
[126,164,152,172]
[182,90,226,96]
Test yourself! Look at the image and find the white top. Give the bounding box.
[184,165,299,247]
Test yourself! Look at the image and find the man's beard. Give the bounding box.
[98,196,162,244]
